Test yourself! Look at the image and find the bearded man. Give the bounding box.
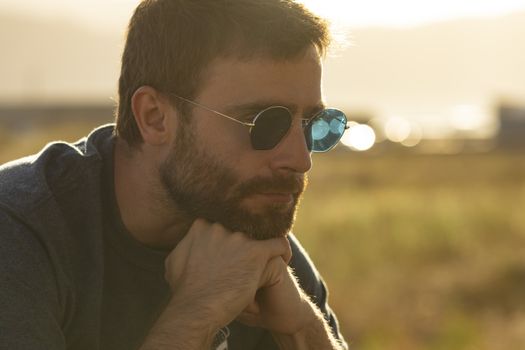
[0,0,349,349]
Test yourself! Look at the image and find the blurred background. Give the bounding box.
[1,0,525,349]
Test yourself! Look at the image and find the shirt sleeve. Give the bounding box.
[0,208,66,349]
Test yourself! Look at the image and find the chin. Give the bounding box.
[228,205,297,241]
[241,195,296,214]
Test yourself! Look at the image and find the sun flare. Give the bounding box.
[299,0,525,27]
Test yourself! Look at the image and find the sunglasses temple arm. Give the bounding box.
[200,105,256,127]
[170,94,255,127]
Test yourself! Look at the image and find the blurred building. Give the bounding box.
[0,104,114,132]
[497,104,525,150]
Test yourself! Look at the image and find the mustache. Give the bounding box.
[235,173,308,197]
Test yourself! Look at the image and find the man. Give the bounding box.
[0,0,349,349]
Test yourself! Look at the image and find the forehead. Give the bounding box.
[195,47,323,110]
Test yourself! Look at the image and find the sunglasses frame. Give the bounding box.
[168,94,347,152]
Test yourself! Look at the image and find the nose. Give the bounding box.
[269,119,312,175]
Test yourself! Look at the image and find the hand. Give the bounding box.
[237,261,345,350]
[163,218,292,330]
[236,257,317,335]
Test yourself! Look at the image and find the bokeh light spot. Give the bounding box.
[385,116,412,143]
[341,123,376,151]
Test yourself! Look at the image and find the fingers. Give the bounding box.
[243,301,260,314]
[164,231,192,289]
[257,236,292,264]
[237,300,262,327]
[282,238,292,264]
[164,219,206,289]
[163,218,294,322]
[236,310,260,327]
[259,256,288,288]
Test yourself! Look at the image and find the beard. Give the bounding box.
[158,122,306,240]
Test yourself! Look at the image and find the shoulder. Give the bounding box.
[287,233,349,348]
[287,233,325,301]
[0,125,115,336]
[0,124,114,217]
[0,205,68,348]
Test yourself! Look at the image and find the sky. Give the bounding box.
[2,0,524,144]
[301,0,525,27]
[2,0,525,31]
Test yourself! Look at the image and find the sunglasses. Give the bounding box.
[170,94,348,152]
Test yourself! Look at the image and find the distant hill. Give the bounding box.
[0,13,123,103]
[1,11,524,125]
[324,12,525,118]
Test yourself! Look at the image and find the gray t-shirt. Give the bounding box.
[0,125,347,349]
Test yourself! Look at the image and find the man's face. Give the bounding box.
[159,47,323,240]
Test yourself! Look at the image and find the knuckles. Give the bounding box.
[162,218,304,330]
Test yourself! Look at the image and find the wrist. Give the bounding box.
[168,294,223,330]
[140,296,220,350]
[169,282,228,331]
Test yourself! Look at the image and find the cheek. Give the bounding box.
[197,120,251,161]
[195,114,242,145]
[192,117,273,181]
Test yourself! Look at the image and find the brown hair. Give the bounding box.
[115,0,331,147]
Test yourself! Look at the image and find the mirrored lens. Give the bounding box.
[251,107,292,150]
[306,109,347,152]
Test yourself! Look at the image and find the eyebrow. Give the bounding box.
[305,103,326,119]
[223,100,326,119]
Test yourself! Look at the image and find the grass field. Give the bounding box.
[2,124,525,349]
[298,150,525,349]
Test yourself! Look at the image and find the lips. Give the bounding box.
[248,179,304,195]
[235,174,306,204]
[260,192,293,201]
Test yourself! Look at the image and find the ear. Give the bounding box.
[131,86,174,146]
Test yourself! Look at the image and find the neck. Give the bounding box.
[113,138,192,249]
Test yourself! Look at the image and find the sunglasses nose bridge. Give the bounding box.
[276,111,317,154]
[285,114,313,149]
